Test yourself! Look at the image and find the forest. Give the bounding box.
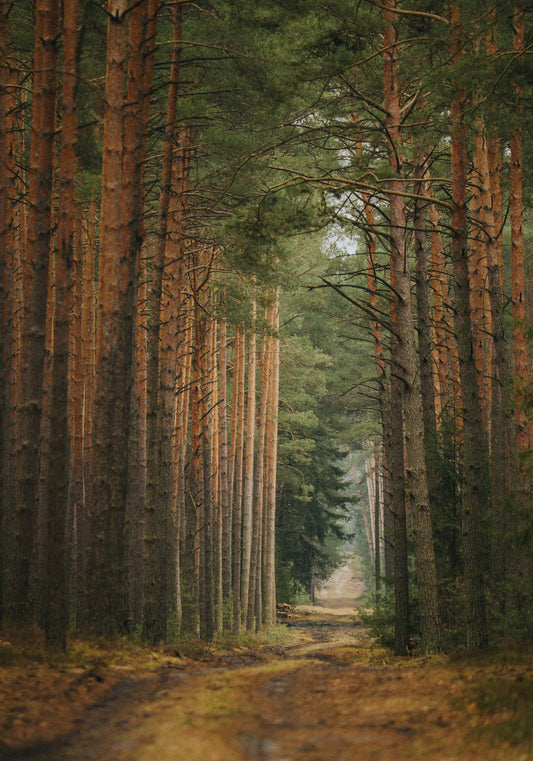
[0,0,532,662]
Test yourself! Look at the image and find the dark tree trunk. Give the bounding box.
[449,3,489,649]
[44,0,78,650]
[10,0,60,625]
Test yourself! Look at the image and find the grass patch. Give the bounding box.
[452,644,533,747]
[214,624,299,649]
[466,671,533,746]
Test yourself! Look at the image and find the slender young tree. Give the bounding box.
[248,322,269,630]
[241,299,257,624]
[231,329,246,633]
[218,318,232,628]
[263,294,280,627]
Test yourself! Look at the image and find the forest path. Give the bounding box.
[6,613,531,761]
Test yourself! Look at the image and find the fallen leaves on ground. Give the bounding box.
[1,621,532,761]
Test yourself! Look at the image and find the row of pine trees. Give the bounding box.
[0,0,280,649]
[347,0,532,653]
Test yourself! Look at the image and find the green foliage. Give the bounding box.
[275,263,372,604]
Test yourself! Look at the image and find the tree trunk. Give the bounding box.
[0,0,12,629]
[248,325,269,630]
[143,0,182,643]
[382,0,441,653]
[413,163,439,500]
[122,0,156,637]
[218,320,232,629]
[44,0,78,650]
[510,4,530,451]
[263,293,280,627]
[182,299,202,636]
[449,2,489,649]
[241,301,257,624]
[86,0,132,636]
[10,0,60,624]
[231,330,246,634]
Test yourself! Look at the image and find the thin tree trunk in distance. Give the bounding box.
[241,301,257,625]
[263,293,279,627]
[248,326,269,630]
[219,319,232,629]
[232,330,245,634]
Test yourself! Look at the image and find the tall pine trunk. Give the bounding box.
[449,3,489,649]
[45,0,78,650]
[510,4,530,451]
[144,0,183,644]
[382,0,440,653]
[86,0,133,636]
[10,0,60,624]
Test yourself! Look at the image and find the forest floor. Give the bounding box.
[1,569,532,761]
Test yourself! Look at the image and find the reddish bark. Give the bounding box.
[241,300,257,624]
[11,0,60,624]
[263,294,280,627]
[86,0,132,636]
[510,4,530,451]
[382,0,440,653]
[45,0,78,650]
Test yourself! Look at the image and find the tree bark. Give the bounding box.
[449,2,489,649]
[248,324,269,630]
[218,319,232,629]
[44,0,78,650]
[241,301,257,624]
[510,3,530,451]
[231,330,246,634]
[263,293,279,627]
[0,0,12,628]
[382,0,441,653]
[86,0,133,636]
[10,0,60,624]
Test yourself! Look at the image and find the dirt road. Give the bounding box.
[6,616,531,761]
